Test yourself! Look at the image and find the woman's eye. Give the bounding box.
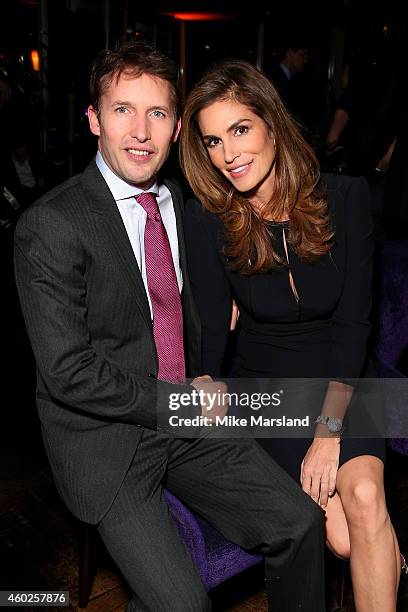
[206,137,220,148]
[235,125,249,136]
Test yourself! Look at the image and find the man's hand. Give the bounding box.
[191,375,229,422]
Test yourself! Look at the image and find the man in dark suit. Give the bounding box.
[268,40,309,121]
[14,41,325,611]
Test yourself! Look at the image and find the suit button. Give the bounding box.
[148,373,156,378]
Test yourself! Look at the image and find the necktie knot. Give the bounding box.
[136,192,160,220]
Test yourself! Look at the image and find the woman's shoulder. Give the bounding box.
[184,198,224,235]
[319,172,372,224]
[184,197,206,217]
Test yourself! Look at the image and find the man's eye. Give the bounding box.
[235,125,249,136]
[115,106,128,114]
[151,110,165,118]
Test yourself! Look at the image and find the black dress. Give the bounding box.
[184,173,385,481]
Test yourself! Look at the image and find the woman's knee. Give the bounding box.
[342,478,387,530]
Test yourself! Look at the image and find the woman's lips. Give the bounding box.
[228,162,251,178]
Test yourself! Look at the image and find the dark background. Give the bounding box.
[1,2,408,608]
[1,0,407,179]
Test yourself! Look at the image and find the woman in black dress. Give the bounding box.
[180,59,401,611]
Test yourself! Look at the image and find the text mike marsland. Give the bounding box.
[168,415,311,428]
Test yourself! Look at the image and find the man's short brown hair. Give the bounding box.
[89,40,180,117]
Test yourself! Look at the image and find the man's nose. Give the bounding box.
[130,117,151,142]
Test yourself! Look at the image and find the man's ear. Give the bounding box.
[172,117,181,143]
[88,106,100,136]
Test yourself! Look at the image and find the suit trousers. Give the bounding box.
[97,429,325,612]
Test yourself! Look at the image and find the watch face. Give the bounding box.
[328,418,342,432]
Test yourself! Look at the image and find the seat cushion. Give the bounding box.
[164,489,262,590]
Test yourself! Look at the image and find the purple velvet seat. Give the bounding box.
[375,239,408,455]
[78,490,262,608]
[164,489,262,590]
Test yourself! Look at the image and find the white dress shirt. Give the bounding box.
[96,151,183,318]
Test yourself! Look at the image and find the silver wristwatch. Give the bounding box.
[315,415,344,434]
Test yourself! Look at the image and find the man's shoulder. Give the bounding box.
[36,174,83,208]
[21,160,101,218]
[17,175,78,227]
[268,64,289,89]
[16,162,101,237]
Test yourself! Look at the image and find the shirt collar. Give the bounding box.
[96,150,159,201]
[279,62,292,81]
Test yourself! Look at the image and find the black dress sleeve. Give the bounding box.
[183,199,231,377]
[327,176,374,379]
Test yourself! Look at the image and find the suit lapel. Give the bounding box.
[164,178,188,279]
[80,161,152,329]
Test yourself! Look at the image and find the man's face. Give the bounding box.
[287,48,308,75]
[88,72,180,189]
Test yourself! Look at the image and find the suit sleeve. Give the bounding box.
[327,177,374,379]
[14,204,200,429]
[184,200,231,377]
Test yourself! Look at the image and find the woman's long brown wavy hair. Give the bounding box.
[180,59,334,274]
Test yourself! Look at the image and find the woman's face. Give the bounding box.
[198,98,276,203]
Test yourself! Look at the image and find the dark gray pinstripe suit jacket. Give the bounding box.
[14,159,202,524]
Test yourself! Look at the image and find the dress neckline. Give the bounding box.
[265,219,290,227]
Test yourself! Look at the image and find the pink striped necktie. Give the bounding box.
[136,192,185,382]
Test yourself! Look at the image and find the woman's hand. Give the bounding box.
[230,300,240,331]
[300,437,340,508]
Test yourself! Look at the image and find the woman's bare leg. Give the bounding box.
[328,456,400,611]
